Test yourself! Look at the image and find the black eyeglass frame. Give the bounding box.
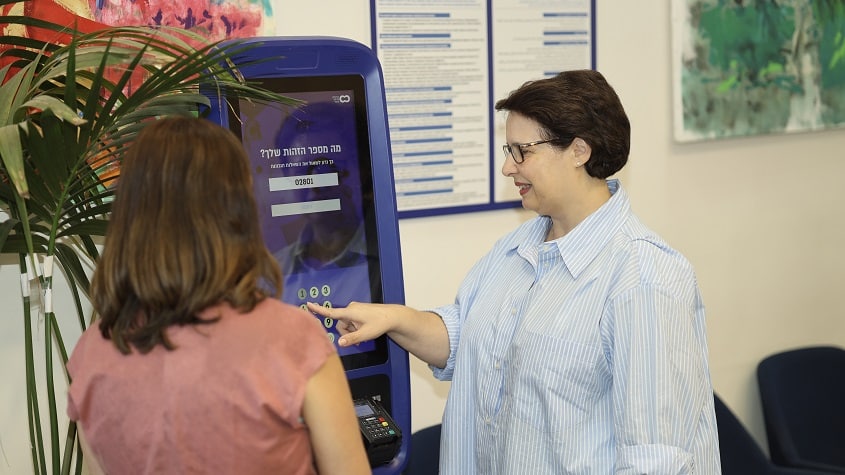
[502,138,561,164]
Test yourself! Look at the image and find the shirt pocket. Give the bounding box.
[507,331,607,434]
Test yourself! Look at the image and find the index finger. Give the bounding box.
[306,301,333,317]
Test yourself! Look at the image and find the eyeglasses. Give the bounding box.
[502,139,558,164]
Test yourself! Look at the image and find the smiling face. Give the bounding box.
[501,112,576,217]
[501,112,612,239]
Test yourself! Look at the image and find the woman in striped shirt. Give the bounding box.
[309,69,721,474]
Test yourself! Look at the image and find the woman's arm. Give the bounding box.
[302,354,371,475]
[306,302,450,368]
[78,427,105,475]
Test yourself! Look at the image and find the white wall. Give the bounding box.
[2,1,844,472]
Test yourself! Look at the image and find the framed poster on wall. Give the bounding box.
[371,0,596,218]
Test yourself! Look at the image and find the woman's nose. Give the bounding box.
[501,153,517,176]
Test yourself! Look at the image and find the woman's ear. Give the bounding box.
[571,137,591,166]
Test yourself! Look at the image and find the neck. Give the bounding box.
[546,179,611,241]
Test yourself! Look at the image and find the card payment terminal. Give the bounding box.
[354,398,402,466]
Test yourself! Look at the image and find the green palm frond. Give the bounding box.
[0,5,297,472]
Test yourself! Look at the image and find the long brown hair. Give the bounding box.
[92,116,282,354]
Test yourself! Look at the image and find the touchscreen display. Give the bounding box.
[227,76,385,366]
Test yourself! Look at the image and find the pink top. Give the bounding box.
[67,298,335,475]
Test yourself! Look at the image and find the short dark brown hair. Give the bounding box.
[495,69,630,178]
[92,116,282,354]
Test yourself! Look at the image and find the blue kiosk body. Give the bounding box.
[203,37,410,474]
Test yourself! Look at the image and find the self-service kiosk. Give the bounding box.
[203,37,410,474]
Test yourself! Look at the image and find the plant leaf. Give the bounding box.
[0,216,19,251]
[22,96,87,126]
[0,124,28,197]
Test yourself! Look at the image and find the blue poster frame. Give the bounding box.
[370,0,597,219]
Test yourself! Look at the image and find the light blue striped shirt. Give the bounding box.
[430,180,721,474]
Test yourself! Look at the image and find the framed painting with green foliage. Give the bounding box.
[671,0,845,142]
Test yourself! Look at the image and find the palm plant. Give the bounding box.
[0,2,294,472]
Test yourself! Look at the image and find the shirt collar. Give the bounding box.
[506,179,630,278]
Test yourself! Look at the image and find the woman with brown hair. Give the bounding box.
[67,116,370,475]
[310,70,721,474]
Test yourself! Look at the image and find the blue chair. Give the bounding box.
[404,424,441,475]
[714,393,828,474]
[757,346,845,473]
